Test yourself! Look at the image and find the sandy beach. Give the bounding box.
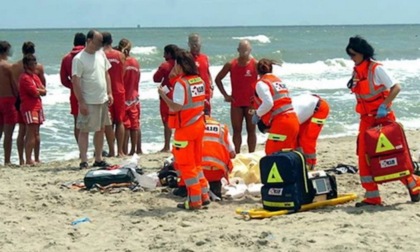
[1,129,420,252]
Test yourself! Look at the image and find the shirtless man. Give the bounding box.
[11,41,46,165]
[188,33,213,114]
[0,41,18,165]
[102,32,125,157]
[215,40,257,153]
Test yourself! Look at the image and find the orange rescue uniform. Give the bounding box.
[169,75,210,208]
[352,59,420,205]
[253,74,299,155]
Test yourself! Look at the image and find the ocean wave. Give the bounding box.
[232,35,271,44]
[131,46,158,55]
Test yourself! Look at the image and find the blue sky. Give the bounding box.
[2,0,420,29]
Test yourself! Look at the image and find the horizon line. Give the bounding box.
[1,23,419,31]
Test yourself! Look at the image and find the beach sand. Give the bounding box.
[1,129,420,252]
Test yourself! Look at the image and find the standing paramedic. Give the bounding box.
[158,49,210,210]
[346,35,420,207]
[215,39,258,153]
[60,32,86,144]
[202,112,236,199]
[72,30,113,169]
[293,94,329,171]
[251,59,299,155]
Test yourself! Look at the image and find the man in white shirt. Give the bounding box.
[72,30,113,169]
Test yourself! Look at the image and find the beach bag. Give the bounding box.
[365,121,414,183]
[259,150,315,212]
[84,167,135,189]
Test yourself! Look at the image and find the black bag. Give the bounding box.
[308,171,338,200]
[157,159,178,188]
[84,167,135,189]
[260,150,315,212]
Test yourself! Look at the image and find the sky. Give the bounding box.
[2,0,420,29]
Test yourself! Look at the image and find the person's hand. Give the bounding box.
[79,102,89,116]
[223,95,234,103]
[107,94,114,107]
[376,103,388,118]
[252,113,260,124]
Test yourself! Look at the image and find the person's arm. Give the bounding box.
[153,63,165,83]
[255,81,273,117]
[36,64,46,87]
[375,66,401,107]
[226,131,236,159]
[60,57,72,89]
[105,71,113,106]
[215,62,232,102]
[20,76,40,97]
[158,82,183,112]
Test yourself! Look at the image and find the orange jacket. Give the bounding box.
[253,74,293,126]
[351,60,390,116]
[202,116,233,174]
[168,75,206,129]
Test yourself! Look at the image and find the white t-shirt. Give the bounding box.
[374,65,396,89]
[72,50,111,104]
[173,81,185,105]
[255,81,273,117]
[292,94,319,124]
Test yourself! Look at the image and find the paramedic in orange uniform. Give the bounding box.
[346,35,420,207]
[158,49,210,210]
[292,94,330,170]
[202,112,236,199]
[252,59,299,155]
[188,33,213,114]
[215,40,258,153]
[103,32,125,157]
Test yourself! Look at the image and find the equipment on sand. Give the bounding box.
[235,193,357,219]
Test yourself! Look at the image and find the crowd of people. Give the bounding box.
[1,31,419,209]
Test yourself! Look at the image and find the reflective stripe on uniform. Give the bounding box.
[364,190,380,199]
[311,117,326,124]
[173,140,188,148]
[268,133,287,141]
[360,176,374,183]
[185,177,199,186]
[304,153,316,159]
[189,194,201,203]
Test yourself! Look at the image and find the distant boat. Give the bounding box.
[137,24,141,29]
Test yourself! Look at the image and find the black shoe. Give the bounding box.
[209,181,222,199]
[355,201,381,207]
[92,160,110,167]
[202,200,211,206]
[410,193,420,202]
[79,162,89,169]
[176,202,201,210]
[173,186,187,197]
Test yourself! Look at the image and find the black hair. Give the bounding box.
[22,41,35,55]
[73,33,86,46]
[164,44,178,59]
[257,58,276,75]
[102,32,112,46]
[175,49,198,75]
[345,35,375,60]
[0,41,11,54]
[22,54,36,67]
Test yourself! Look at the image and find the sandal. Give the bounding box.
[79,162,89,169]
[92,160,111,167]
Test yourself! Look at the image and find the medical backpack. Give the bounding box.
[365,121,414,183]
[259,150,315,212]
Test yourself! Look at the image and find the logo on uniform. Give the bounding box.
[191,83,205,97]
[273,81,287,91]
[380,158,398,168]
[205,125,220,133]
[245,70,252,77]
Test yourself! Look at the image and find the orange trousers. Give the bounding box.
[173,119,209,207]
[297,98,330,169]
[265,112,300,155]
[358,113,420,204]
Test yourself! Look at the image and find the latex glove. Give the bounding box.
[376,104,388,118]
[252,113,260,124]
